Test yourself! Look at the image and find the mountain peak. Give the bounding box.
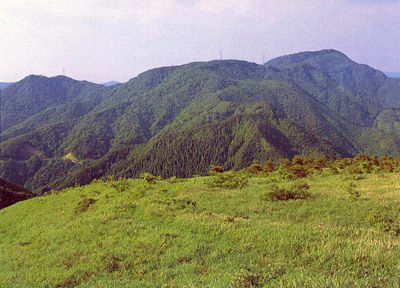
[265,49,352,68]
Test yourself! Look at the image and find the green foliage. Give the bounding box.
[266,182,311,201]
[346,182,361,200]
[1,51,400,192]
[108,176,129,193]
[232,270,265,288]
[0,177,33,209]
[140,172,160,184]
[262,159,276,173]
[245,161,263,174]
[74,197,96,213]
[208,164,224,175]
[207,171,249,189]
[170,197,197,210]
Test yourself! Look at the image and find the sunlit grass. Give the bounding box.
[0,172,399,287]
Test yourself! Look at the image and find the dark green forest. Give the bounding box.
[1,49,399,193]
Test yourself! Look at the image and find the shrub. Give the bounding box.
[207,171,249,189]
[140,172,160,184]
[75,197,96,213]
[167,176,184,183]
[246,161,263,174]
[346,182,361,200]
[262,160,276,173]
[208,165,224,175]
[267,165,295,182]
[171,197,197,210]
[232,270,264,288]
[108,176,129,192]
[369,205,400,236]
[266,182,311,201]
[287,164,309,178]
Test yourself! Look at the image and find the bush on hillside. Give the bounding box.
[108,176,130,192]
[207,171,249,189]
[75,197,96,213]
[246,161,263,174]
[369,205,400,236]
[208,165,224,175]
[266,182,311,201]
[262,159,276,173]
[140,172,160,184]
[346,182,361,200]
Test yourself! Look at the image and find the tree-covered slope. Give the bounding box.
[0,82,13,90]
[0,50,399,192]
[0,177,32,209]
[0,75,108,131]
[265,49,400,108]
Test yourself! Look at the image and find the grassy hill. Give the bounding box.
[0,170,399,287]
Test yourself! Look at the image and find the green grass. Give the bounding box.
[0,172,399,287]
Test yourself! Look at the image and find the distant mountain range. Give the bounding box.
[102,81,121,87]
[1,49,399,193]
[0,83,14,90]
[1,80,121,90]
[385,72,400,78]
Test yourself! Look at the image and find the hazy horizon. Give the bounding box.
[1,0,399,83]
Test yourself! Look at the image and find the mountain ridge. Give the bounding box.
[1,49,399,192]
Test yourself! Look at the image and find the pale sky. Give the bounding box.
[1,0,399,83]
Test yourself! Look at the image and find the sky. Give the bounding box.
[1,0,399,83]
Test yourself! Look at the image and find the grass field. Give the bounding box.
[0,172,399,287]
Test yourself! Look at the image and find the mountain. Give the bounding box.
[0,177,33,209]
[385,72,400,78]
[1,49,399,192]
[0,75,109,131]
[102,81,121,87]
[0,82,14,90]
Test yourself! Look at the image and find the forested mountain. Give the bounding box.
[0,177,32,209]
[0,75,108,131]
[0,82,14,90]
[102,81,121,87]
[1,49,399,193]
[385,72,400,78]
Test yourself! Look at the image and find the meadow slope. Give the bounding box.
[0,172,399,287]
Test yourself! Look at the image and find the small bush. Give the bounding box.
[108,176,129,192]
[75,197,96,213]
[232,266,285,288]
[208,165,224,175]
[140,172,160,184]
[369,206,400,236]
[171,197,197,210]
[167,176,183,183]
[263,160,276,173]
[346,182,361,200]
[207,171,249,189]
[266,182,311,201]
[232,270,264,288]
[246,161,263,174]
[90,178,105,184]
